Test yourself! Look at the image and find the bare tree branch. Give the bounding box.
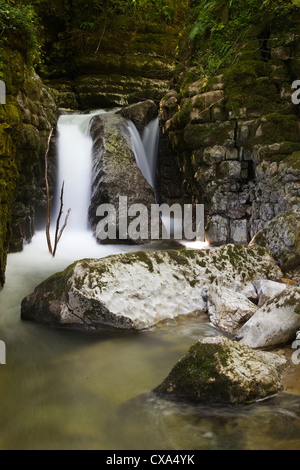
[53,182,71,257]
[45,128,54,255]
[44,127,71,258]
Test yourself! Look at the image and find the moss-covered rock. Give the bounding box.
[21,244,282,332]
[184,121,235,149]
[0,41,57,287]
[153,336,287,404]
[250,209,300,272]
[88,113,155,243]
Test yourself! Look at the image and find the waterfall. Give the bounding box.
[142,117,159,188]
[54,110,122,232]
[55,114,94,232]
[127,118,159,189]
[54,111,159,239]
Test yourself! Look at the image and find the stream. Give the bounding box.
[0,111,299,450]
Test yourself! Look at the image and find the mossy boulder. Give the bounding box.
[88,113,155,243]
[184,121,235,149]
[250,209,300,272]
[21,244,282,332]
[153,336,286,405]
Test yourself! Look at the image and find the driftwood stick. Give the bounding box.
[54,208,71,255]
[45,128,54,255]
[45,128,71,257]
[52,181,71,257]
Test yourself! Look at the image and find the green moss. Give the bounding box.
[255,114,300,145]
[197,261,206,268]
[153,341,235,403]
[282,152,300,171]
[184,121,234,149]
[171,101,192,129]
[224,59,266,86]
[130,251,154,272]
[166,249,190,266]
[257,247,267,257]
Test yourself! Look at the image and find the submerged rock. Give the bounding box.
[250,209,300,272]
[153,336,287,405]
[235,286,300,349]
[21,244,282,331]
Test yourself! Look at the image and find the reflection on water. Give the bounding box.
[0,232,299,450]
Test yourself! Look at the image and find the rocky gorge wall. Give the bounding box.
[0,40,57,287]
[0,0,184,288]
[158,11,300,246]
[1,0,300,289]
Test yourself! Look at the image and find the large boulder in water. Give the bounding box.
[250,209,300,272]
[21,244,282,332]
[88,113,155,244]
[153,336,287,405]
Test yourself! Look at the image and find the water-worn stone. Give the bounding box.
[250,209,300,272]
[235,286,300,349]
[119,100,157,133]
[88,113,155,243]
[153,336,287,404]
[253,279,287,307]
[21,244,282,331]
[205,215,229,245]
[207,285,257,335]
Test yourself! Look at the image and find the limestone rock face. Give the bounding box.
[21,244,282,332]
[71,73,169,110]
[88,113,155,244]
[235,286,300,349]
[250,209,300,272]
[119,100,157,133]
[158,27,300,247]
[153,336,287,405]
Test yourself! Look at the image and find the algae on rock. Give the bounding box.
[153,336,287,405]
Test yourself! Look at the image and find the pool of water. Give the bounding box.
[0,232,299,450]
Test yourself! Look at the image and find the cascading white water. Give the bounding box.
[55,112,160,235]
[142,117,159,188]
[127,118,159,188]
[55,115,94,232]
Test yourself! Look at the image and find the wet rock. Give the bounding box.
[235,286,300,349]
[253,279,287,307]
[119,100,157,133]
[88,113,155,243]
[73,74,168,110]
[250,209,300,272]
[205,215,229,245]
[153,336,287,404]
[207,285,257,335]
[21,244,282,331]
